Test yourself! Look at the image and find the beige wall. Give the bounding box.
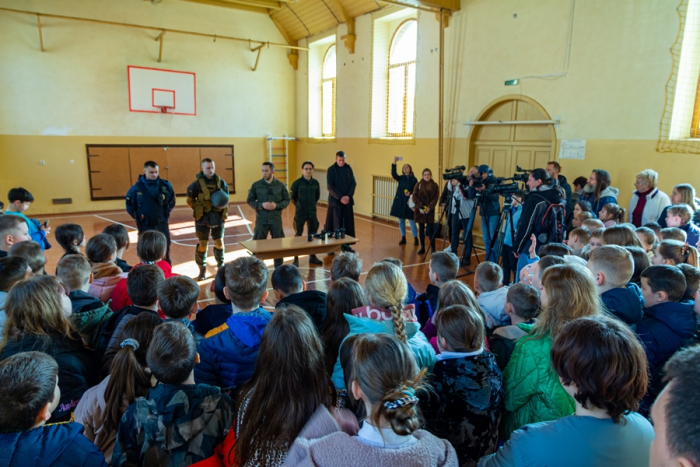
[0,0,295,214]
[295,0,698,218]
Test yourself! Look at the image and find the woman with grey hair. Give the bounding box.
[627,169,671,227]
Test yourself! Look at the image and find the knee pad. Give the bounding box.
[197,240,208,253]
[214,238,224,250]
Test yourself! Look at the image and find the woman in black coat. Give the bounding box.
[0,275,98,423]
[390,156,418,245]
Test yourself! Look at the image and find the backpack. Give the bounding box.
[530,193,566,249]
[94,305,139,359]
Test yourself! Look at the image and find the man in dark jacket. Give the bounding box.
[513,168,563,280]
[125,161,175,264]
[187,158,230,281]
[272,264,326,335]
[325,151,357,247]
[468,165,500,261]
[290,161,322,266]
[0,352,107,467]
[546,161,573,220]
[247,162,290,269]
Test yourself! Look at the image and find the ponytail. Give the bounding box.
[658,240,699,267]
[389,304,407,343]
[602,203,625,223]
[101,313,161,434]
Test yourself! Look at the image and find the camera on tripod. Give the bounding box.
[511,165,533,183]
[308,228,346,242]
[443,166,466,181]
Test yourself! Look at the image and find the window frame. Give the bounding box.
[386,19,417,138]
[321,44,337,138]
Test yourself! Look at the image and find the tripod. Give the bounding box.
[489,194,517,267]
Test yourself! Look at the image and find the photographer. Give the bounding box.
[468,165,501,261]
[512,168,563,280]
[440,166,477,263]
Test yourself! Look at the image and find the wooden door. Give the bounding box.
[200,147,235,193]
[87,146,131,200]
[164,147,201,195]
[129,147,168,186]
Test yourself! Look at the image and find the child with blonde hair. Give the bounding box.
[330,262,436,390]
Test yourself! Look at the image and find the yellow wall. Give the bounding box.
[0,0,295,214]
[294,0,698,218]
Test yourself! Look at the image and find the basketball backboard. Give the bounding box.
[127,66,196,115]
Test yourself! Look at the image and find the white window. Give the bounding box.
[370,9,419,142]
[308,35,336,140]
[322,45,336,137]
[387,20,417,137]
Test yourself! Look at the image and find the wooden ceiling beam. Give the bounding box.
[327,0,355,54]
[181,0,281,14]
[269,14,299,70]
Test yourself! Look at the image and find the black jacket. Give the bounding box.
[390,164,418,220]
[636,300,697,370]
[194,303,233,336]
[468,187,500,218]
[422,352,504,467]
[513,186,562,254]
[290,176,320,220]
[327,163,356,208]
[601,283,645,327]
[125,175,175,228]
[0,334,99,422]
[276,290,327,335]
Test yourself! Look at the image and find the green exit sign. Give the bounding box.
[505,79,519,86]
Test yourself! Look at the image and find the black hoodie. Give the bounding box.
[601,282,645,327]
[513,186,563,254]
[276,290,327,334]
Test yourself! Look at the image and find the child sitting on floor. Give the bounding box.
[659,227,687,242]
[474,262,509,329]
[598,203,625,228]
[157,275,201,340]
[273,264,327,334]
[422,304,503,466]
[86,234,127,303]
[9,241,46,275]
[194,264,232,336]
[417,251,459,320]
[0,352,106,467]
[490,283,540,370]
[102,224,132,273]
[635,226,657,261]
[55,223,85,260]
[665,204,700,246]
[565,227,590,256]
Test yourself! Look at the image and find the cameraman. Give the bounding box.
[468,165,501,261]
[512,168,562,280]
[440,166,478,263]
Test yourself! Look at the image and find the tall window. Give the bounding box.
[387,20,417,137]
[322,45,336,137]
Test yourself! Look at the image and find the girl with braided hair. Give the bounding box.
[285,333,458,466]
[330,262,436,391]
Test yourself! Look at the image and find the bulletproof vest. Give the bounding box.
[194,174,228,221]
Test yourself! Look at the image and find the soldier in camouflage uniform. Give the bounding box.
[289,160,323,267]
[112,322,233,467]
[187,158,229,281]
[246,162,290,268]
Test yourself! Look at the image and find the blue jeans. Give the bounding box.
[398,218,418,237]
[481,215,499,262]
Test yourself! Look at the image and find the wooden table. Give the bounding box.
[240,236,358,261]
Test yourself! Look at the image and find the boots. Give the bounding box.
[293,257,299,267]
[309,254,323,265]
[213,248,225,269]
[414,237,419,246]
[417,236,426,255]
[194,248,207,281]
[399,236,407,245]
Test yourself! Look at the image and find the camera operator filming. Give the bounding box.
[440,166,478,263]
[469,165,502,261]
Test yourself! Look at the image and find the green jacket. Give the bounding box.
[290,176,320,220]
[69,301,113,350]
[247,178,290,226]
[501,323,575,439]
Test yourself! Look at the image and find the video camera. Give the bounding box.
[308,228,346,242]
[443,166,466,181]
[511,165,533,183]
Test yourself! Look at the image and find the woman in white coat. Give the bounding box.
[627,169,671,227]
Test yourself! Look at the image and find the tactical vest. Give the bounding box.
[194,175,229,221]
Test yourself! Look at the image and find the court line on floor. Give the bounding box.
[238,205,254,236]
[93,215,137,230]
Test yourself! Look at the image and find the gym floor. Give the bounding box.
[42,204,478,309]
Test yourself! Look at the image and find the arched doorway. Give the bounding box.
[468,95,556,178]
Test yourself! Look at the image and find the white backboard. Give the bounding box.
[128,66,196,115]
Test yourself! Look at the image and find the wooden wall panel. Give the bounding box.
[87,145,235,201]
[87,146,132,200]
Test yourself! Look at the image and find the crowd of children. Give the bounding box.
[1,181,700,467]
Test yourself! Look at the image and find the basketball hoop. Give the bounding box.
[157,106,174,114]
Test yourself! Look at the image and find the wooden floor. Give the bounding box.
[42,204,479,308]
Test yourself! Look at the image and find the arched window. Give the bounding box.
[322,45,336,137]
[387,20,417,137]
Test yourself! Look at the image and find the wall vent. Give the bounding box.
[52,198,72,205]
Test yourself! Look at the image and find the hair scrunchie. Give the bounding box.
[383,396,419,410]
[120,338,140,351]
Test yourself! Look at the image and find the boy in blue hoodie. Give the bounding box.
[195,256,271,391]
[3,188,50,251]
[587,245,645,327]
[637,265,697,371]
[0,352,107,467]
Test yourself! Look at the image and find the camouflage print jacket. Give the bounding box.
[112,383,233,467]
[421,351,504,467]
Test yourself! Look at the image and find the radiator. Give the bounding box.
[372,175,397,220]
[315,169,330,205]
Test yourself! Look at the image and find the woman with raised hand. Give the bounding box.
[390,156,419,246]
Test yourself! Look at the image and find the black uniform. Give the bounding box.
[125,175,176,263]
[325,162,356,237]
[290,176,320,236]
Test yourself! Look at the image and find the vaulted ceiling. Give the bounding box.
[179,0,460,45]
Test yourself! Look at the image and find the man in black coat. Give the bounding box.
[325,151,357,249]
[125,160,176,264]
[290,161,322,266]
